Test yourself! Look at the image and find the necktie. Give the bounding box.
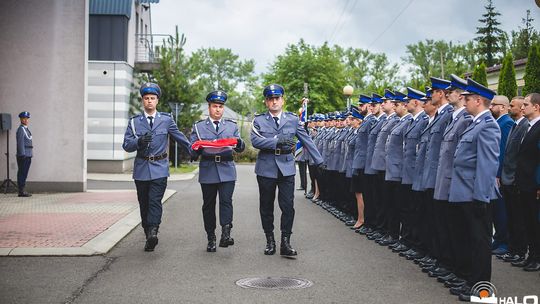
[273,116,279,128]
[148,116,154,129]
[214,121,220,132]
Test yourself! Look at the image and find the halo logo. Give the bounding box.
[470,281,497,303]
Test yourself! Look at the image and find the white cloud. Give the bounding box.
[150,0,540,75]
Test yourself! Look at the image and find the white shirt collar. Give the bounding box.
[413,110,425,120]
[452,106,465,119]
[438,103,450,115]
[144,111,157,119]
[271,111,283,120]
[376,112,385,119]
[515,116,526,125]
[473,109,491,123]
[528,115,540,128]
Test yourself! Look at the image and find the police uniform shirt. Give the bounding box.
[144,111,156,127]
[16,124,33,158]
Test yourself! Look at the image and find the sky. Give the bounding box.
[150,0,540,75]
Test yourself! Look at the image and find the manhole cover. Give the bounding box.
[236,277,313,290]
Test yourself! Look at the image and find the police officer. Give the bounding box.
[447,79,500,301]
[190,90,245,252]
[122,82,191,252]
[250,84,323,257]
[16,111,33,197]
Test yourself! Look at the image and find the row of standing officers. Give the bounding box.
[306,76,539,301]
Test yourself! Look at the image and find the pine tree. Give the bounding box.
[475,0,504,67]
[472,62,488,86]
[523,44,540,95]
[497,53,517,99]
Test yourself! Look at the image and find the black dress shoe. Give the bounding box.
[512,258,531,267]
[437,272,456,283]
[18,192,32,197]
[219,224,234,247]
[305,192,314,199]
[207,235,217,252]
[399,248,415,256]
[421,265,437,273]
[280,235,297,256]
[345,220,356,226]
[458,291,472,302]
[429,268,450,277]
[523,261,540,271]
[264,233,276,255]
[144,227,159,252]
[450,284,470,296]
[444,278,466,288]
[367,232,383,240]
[405,251,424,260]
[503,254,525,263]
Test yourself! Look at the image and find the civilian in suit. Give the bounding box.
[490,95,515,255]
[514,93,540,271]
[190,90,245,252]
[447,79,500,301]
[251,84,323,256]
[500,96,529,263]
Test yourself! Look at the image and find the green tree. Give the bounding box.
[475,0,505,67]
[149,26,201,130]
[402,39,478,85]
[472,62,488,86]
[264,40,347,114]
[523,44,540,95]
[497,53,517,99]
[508,10,540,60]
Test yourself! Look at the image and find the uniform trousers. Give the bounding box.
[385,180,402,239]
[297,161,307,190]
[363,173,377,229]
[433,199,455,271]
[448,201,492,286]
[501,185,527,256]
[400,185,417,248]
[16,156,32,190]
[200,181,235,234]
[374,172,389,232]
[521,191,540,262]
[307,163,317,193]
[134,177,168,229]
[257,172,295,236]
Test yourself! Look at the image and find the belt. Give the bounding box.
[137,152,168,161]
[260,148,293,155]
[201,155,233,162]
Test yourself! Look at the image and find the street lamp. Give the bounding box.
[343,85,354,109]
[168,101,185,169]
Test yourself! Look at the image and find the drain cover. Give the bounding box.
[236,277,313,290]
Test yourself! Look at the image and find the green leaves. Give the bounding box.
[497,53,518,99]
[523,44,540,96]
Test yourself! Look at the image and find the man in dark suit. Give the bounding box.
[490,95,515,256]
[500,96,529,263]
[515,92,540,272]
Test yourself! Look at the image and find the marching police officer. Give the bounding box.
[16,111,33,197]
[190,90,245,252]
[251,84,323,257]
[122,82,191,252]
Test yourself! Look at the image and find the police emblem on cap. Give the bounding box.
[19,111,30,118]
[206,90,228,104]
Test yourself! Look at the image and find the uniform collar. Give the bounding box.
[400,113,412,121]
[412,110,425,120]
[144,111,157,119]
[473,109,491,123]
[452,106,465,119]
[437,103,451,115]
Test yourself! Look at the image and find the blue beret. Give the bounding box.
[263,84,284,98]
[430,77,451,91]
[406,87,426,101]
[461,78,496,100]
[394,91,408,102]
[19,111,30,118]
[448,74,467,91]
[359,94,372,104]
[140,82,161,98]
[206,90,228,104]
[371,93,383,103]
[382,89,396,100]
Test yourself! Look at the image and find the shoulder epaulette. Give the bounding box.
[255,113,265,117]
[194,119,205,124]
[286,112,298,117]
[225,118,237,124]
[160,112,171,116]
[422,116,429,120]
[129,114,142,120]
[485,116,494,122]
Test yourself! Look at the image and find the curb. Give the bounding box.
[1,189,177,256]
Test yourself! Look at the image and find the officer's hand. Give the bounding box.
[138,132,153,146]
[190,152,199,162]
[316,163,326,175]
[277,136,296,149]
[236,138,244,148]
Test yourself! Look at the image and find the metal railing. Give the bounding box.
[135,34,172,63]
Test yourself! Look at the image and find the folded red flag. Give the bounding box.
[191,138,238,151]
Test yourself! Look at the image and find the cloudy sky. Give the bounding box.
[150,0,540,75]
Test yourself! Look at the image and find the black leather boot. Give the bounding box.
[280,235,297,256]
[207,233,216,252]
[144,226,159,252]
[264,233,276,255]
[219,224,234,247]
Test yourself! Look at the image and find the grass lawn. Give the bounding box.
[169,163,198,174]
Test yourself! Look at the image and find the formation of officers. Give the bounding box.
[302,76,540,301]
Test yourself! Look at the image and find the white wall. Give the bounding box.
[0,0,88,192]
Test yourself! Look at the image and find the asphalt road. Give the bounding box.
[1,164,538,304]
